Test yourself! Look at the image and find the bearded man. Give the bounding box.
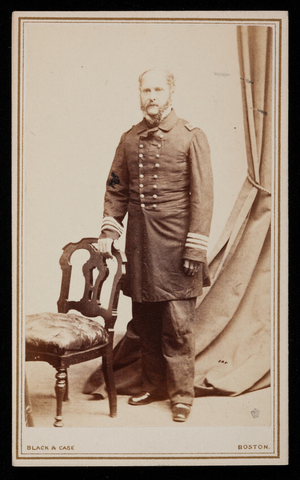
[98,67,214,422]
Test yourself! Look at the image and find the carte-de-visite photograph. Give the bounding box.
[12,11,288,466]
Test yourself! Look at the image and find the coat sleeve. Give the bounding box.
[99,133,129,240]
[183,128,214,268]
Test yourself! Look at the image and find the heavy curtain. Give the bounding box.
[84,25,273,398]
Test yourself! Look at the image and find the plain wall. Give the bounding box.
[23,22,247,330]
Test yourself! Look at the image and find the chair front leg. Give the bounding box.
[63,370,69,402]
[102,348,117,418]
[54,368,67,427]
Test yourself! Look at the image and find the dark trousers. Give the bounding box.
[132,298,196,406]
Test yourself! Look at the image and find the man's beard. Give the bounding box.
[140,98,171,127]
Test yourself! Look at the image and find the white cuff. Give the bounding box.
[101,217,123,236]
[185,232,208,251]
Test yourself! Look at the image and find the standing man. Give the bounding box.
[98,68,213,422]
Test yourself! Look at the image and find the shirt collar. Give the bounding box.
[136,109,178,134]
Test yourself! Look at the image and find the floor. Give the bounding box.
[25,356,271,428]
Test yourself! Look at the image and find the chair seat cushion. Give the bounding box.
[26,312,109,355]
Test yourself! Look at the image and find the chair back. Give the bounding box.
[57,237,126,331]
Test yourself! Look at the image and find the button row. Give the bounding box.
[138,163,160,167]
[140,193,157,198]
[139,142,162,148]
[139,154,160,158]
[138,132,162,208]
[140,174,158,179]
[138,159,160,167]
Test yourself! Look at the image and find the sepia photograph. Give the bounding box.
[12,11,288,465]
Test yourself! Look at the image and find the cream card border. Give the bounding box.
[12,10,288,466]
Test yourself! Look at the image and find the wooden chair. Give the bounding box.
[25,237,126,427]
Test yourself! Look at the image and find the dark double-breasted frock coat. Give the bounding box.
[100,109,214,303]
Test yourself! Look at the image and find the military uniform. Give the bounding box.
[100,109,214,405]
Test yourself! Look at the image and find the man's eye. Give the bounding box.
[155,88,163,92]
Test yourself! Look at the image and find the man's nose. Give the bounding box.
[149,90,157,101]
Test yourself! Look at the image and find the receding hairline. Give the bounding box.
[138,68,175,90]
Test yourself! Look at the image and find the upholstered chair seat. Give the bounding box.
[26,312,109,356]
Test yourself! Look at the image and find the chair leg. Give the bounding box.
[54,368,67,427]
[63,370,69,402]
[102,352,117,417]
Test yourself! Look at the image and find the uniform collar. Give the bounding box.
[136,109,178,134]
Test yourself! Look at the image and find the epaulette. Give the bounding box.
[185,123,199,131]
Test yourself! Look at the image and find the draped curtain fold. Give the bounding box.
[84,25,273,398]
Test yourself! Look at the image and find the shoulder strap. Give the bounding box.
[185,123,199,131]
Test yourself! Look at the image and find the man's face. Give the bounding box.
[140,71,172,117]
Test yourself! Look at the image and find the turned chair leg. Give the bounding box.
[102,352,117,417]
[54,368,67,427]
[63,370,69,402]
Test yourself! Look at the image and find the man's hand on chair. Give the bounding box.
[98,238,114,259]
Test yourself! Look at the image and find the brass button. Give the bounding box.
[139,144,144,148]
[153,174,158,179]
[141,203,145,208]
[140,174,144,178]
[139,153,143,158]
[140,184,144,188]
[158,144,161,148]
[156,154,160,158]
[159,134,164,139]
[153,194,157,198]
[155,163,160,168]
[140,194,144,198]
[153,185,157,189]
[153,204,157,208]
[139,163,143,168]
